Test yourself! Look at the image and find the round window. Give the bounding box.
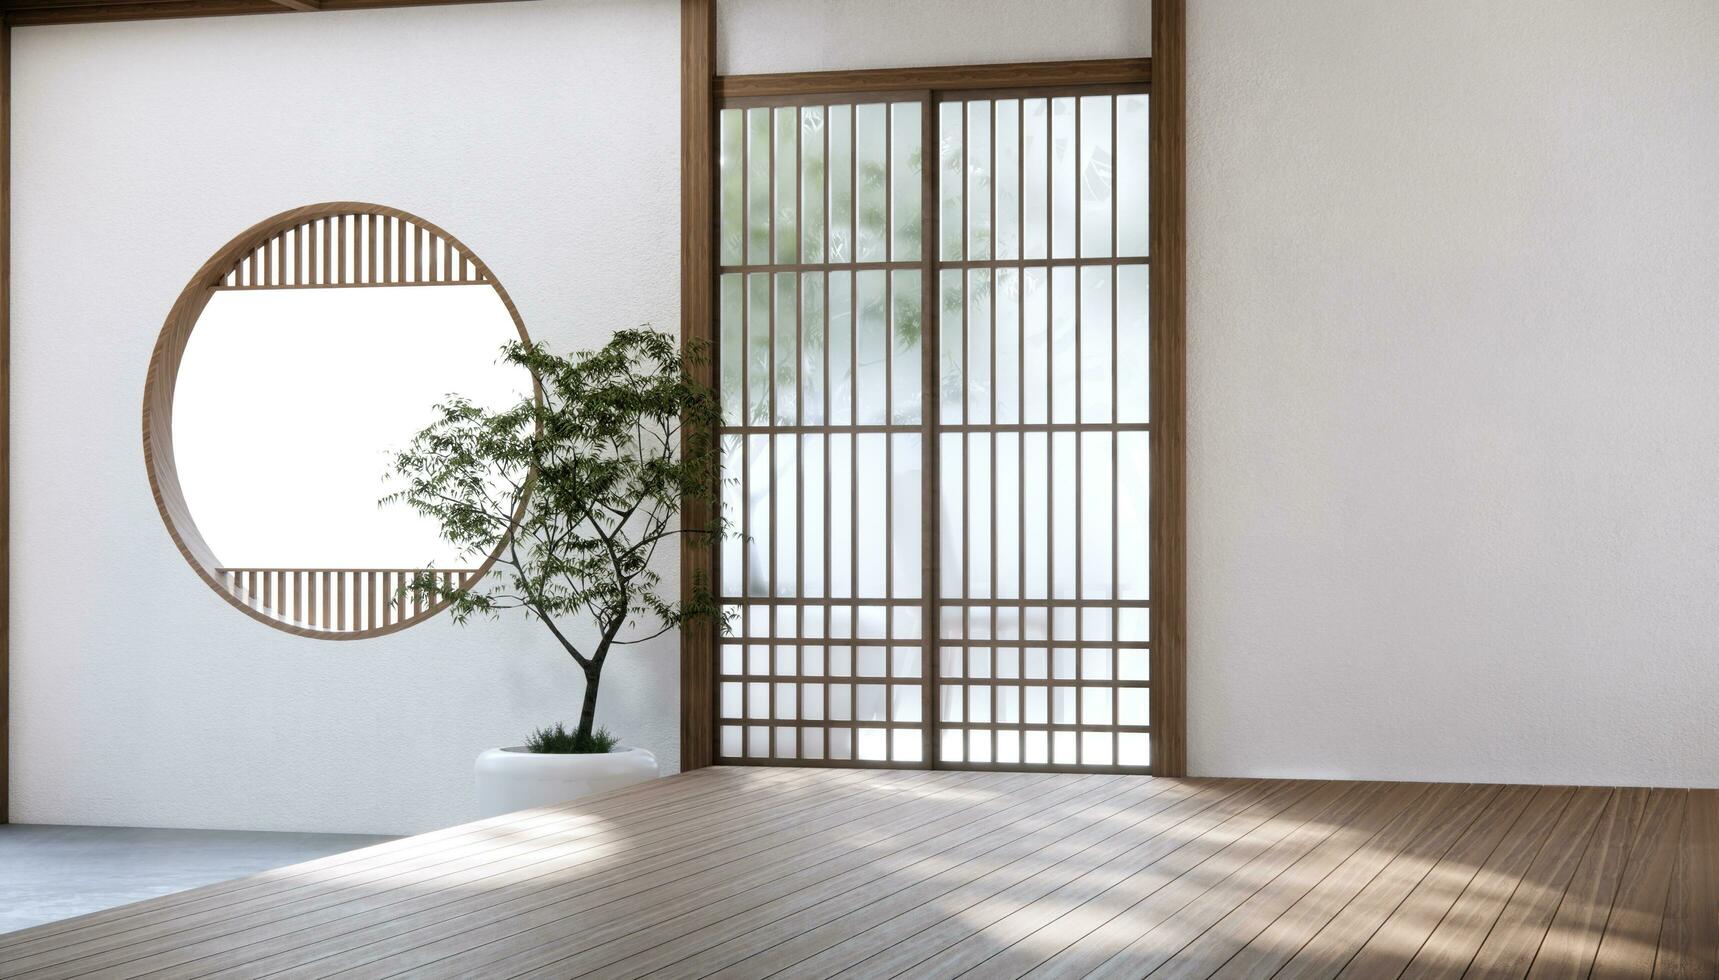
[143,203,533,638]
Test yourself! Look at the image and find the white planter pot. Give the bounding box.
[474,745,658,819]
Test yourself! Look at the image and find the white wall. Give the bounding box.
[11,0,1146,834]
[11,0,683,835]
[1187,0,1719,788]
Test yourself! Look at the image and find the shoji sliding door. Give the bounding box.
[715,96,931,767]
[714,81,1150,773]
[933,91,1151,771]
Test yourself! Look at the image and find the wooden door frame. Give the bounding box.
[678,0,1186,776]
[678,0,718,772]
[2,22,10,823]
[1148,0,1186,778]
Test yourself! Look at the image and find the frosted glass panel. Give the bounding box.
[995,269,1020,425]
[939,432,964,599]
[747,108,771,264]
[745,434,769,596]
[720,109,744,265]
[801,107,826,264]
[802,435,825,598]
[891,102,922,262]
[774,107,798,263]
[966,434,992,600]
[1081,431,1114,600]
[829,272,853,425]
[1022,98,1049,261]
[719,274,743,426]
[995,100,1021,261]
[892,270,922,425]
[1117,94,1149,257]
[720,436,743,596]
[858,728,888,761]
[1117,265,1149,423]
[1118,432,1150,600]
[1049,444,1078,600]
[856,433,887,598]
[995,434,1020,601]
[939,270,963,424]
[892,434,923,598]
[829,105,854,263]
[855,104,888,262]
[1079,96,1113,258]
[967,100,992,261]
[829,432,852,598]
[774,435,797,597]
[1081,268,1114,424]
[1050,98,1077,259]
[856,270,888,425]
[802,274,825,425]
[1022,269,1049,425]
[1022,433,1048,599]
[1051,267,1077,424]
[774,274,797,425]
[966,270,992,424]
[747,274,770,425]
[938,101,964,261]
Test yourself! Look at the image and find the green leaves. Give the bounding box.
[384,327,729,679]
[525,722,619,755]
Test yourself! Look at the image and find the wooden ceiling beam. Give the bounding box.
[716,57,1151,100]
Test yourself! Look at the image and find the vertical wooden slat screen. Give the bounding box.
[709,58,1165,775]
[212,568,475,637]
[217,209,489,290]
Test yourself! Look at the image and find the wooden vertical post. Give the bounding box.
[919,93,938,768]
[1149,0,1187,777]
[679,0,717,772]
[2,24,12,823]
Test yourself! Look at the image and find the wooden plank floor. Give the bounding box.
[0,769,1712,979]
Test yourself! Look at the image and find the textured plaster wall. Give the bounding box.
[11,0,683,834]
[1184,0,1719,787]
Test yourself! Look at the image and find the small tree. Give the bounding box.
[384,328,725,750]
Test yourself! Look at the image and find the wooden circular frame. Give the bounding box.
[142,202,532,640]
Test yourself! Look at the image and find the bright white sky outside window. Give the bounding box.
[173,285,530,569]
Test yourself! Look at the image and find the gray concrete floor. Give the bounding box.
[0,824,396,935]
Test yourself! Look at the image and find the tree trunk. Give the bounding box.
[577,663,602,744]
